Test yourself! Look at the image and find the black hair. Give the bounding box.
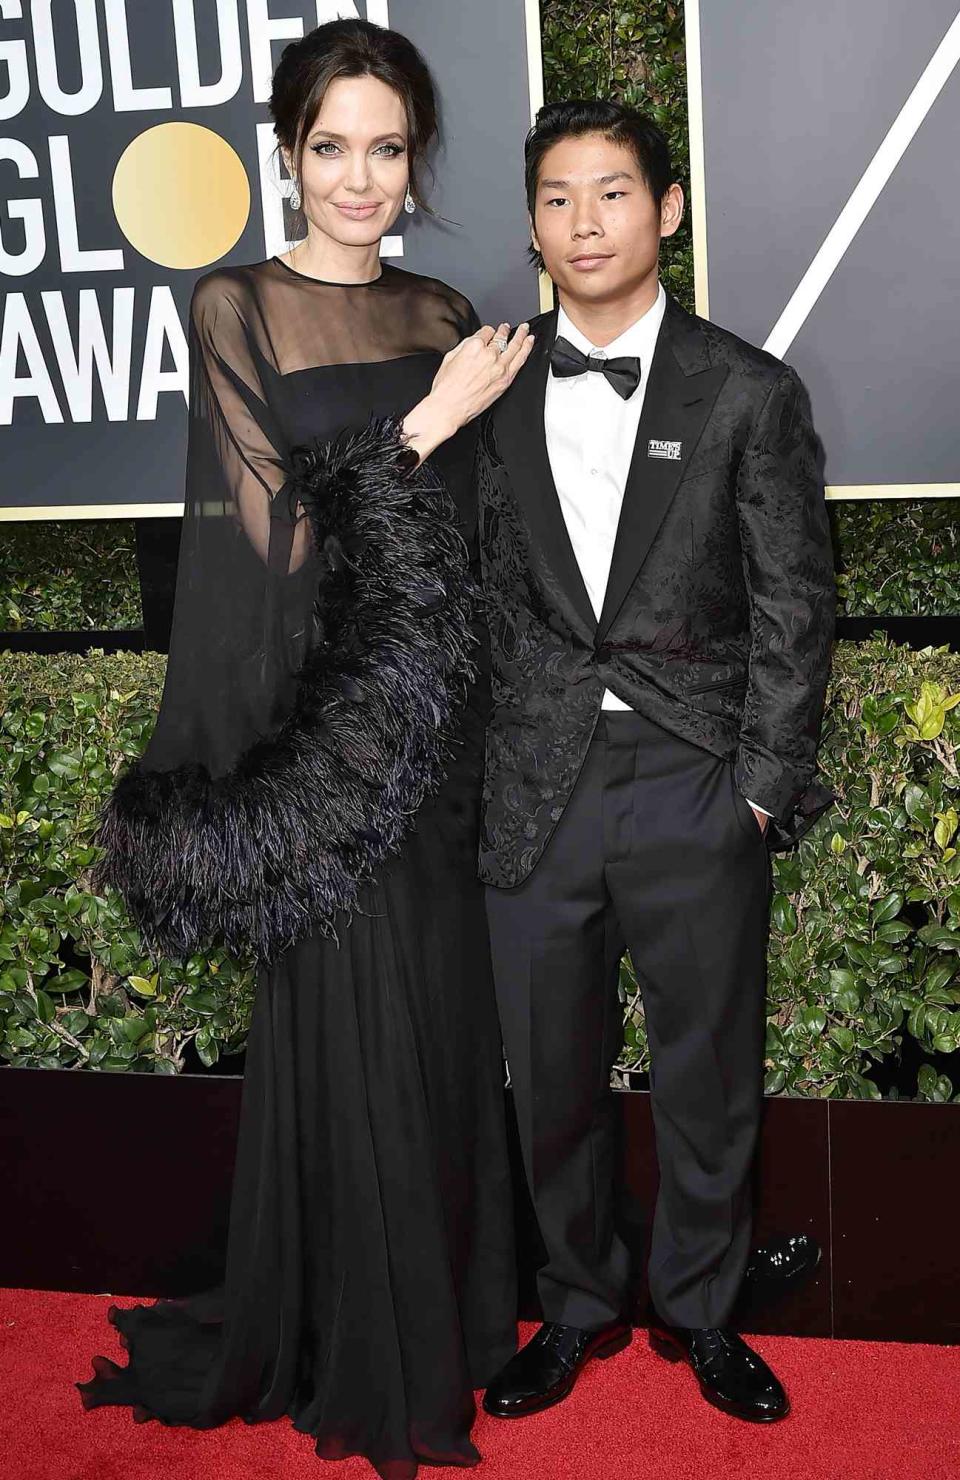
[524,99,674,269]
[270,19,438,212]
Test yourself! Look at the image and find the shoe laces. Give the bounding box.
[537,1323,582,1370]
[700,1331,776,1394]
[693,1328,754,1376]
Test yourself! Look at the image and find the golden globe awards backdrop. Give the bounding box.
[0,0,544,517]
[686,0,960,498]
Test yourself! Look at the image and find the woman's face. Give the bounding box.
[285,75,410,249]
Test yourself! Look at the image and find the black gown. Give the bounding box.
[76,257,518,1479]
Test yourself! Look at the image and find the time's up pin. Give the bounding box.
[648,439,682,461]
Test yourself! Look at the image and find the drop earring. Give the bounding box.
[289,179,301,211]
[404,187,416,215]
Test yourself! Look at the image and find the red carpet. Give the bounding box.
[2,1288,958,1480]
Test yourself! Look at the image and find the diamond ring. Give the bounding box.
[493,336,509,353]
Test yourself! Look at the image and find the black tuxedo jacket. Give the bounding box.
[476,292,837,889]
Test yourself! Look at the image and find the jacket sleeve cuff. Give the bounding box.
[736,748,837,851]
[733,746,803,825]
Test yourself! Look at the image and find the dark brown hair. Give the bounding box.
[269,18,439,211]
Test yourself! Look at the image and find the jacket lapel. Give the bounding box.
[596,296,729,641]
[491,310,597,641]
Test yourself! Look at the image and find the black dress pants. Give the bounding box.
[485,710,772,1331]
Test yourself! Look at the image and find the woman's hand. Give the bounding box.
[402,322,535,463]
[429,322,535,427]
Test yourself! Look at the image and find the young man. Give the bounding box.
[477,102,835,1423]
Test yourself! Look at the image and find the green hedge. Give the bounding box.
[3,640,960,1101]
[0,520,140,632]
[0,652,253,1074]
[4,502,956,635]
[830,499,960,617]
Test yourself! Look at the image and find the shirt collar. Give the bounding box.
[556,281,667,363]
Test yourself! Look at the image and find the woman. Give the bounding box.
[77,19,534,1478]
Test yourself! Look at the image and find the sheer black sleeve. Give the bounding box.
[91,267,481,964]
[139,274,317,779]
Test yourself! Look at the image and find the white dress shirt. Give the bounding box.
[543,283,770,818]
[544,284,667,711]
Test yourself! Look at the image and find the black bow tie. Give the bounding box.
[549,335,642,400]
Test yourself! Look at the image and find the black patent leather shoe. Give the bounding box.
[482,1320,632,1418]
[745,1233,821,1294]
[648,1318,789,1422]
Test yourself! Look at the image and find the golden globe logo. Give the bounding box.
[0,1,391,427]
[112,123,250,271]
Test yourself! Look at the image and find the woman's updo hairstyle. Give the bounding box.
[270,18,439,212]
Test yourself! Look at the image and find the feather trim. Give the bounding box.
[92,416,478,964]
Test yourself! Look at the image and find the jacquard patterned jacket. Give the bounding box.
[476,292,837,889]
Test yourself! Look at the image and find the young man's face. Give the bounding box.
[531,131,683,306]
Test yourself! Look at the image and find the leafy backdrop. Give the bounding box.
[3,640,960,1103]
